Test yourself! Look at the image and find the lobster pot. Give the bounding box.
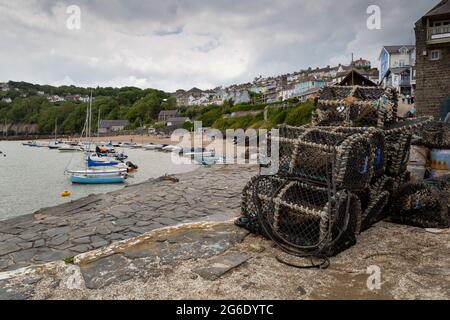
[358,175,394,231]
[389,180,450,229]
[312,86,397,128]
[422,121,450,149]
[385,132,412,176]
[239,176,287,235]
[278,129,373,190]
[254,180,361,256]
[334,127,386,178]
[302,126,386,178]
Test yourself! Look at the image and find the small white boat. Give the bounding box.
[48,141,63,149]
[58,144,83,152]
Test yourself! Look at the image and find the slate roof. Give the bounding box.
[383,45,415,54]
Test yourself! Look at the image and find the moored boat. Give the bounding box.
[87,154,120,167]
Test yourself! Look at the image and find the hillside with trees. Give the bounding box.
[0,81,313,135]
[0,81,176,134]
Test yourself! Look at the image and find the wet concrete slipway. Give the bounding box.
[0,165,449,300]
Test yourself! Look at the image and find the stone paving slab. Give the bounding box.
[0,165,257,272]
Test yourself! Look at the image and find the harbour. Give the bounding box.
[0,140,196,221]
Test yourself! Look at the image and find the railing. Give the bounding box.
[427,26,450,43]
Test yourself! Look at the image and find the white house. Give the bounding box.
[379,45,416,95]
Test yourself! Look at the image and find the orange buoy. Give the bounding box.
[61,191,71,197]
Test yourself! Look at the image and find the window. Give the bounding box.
[431,50,440,61]
[399,60,405,67]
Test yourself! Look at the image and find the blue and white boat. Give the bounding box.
[87,154,120,167]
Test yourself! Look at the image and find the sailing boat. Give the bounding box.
[49,118,62,149]
[66,91,126,184]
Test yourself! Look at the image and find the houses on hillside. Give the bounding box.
[0,83,9,92]
[415,0,450,118]
[174,60,379,107]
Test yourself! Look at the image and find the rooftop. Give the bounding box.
[424,0,450,18]
[383,45,415,54]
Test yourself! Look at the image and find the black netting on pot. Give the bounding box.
[389,182,450,229]
[327,192,362,256]
[237,175,287,236]
[360,191,390,231]
[252,178,361,256]
[304,126,386,178]
[357,175,393,231]
[385,132,412,176]
[421,121,450,149]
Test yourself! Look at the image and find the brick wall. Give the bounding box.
[415,19,450,118]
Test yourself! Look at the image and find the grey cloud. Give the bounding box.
[0,0,441,91]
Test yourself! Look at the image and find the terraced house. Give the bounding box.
[415,0,450,118]
[379,45,416,96]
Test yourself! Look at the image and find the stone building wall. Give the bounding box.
[415,19,450,118]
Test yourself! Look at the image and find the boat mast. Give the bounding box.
[54,118,57,141]
[98,107,100,138]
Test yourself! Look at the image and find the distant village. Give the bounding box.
[0,50,413,109]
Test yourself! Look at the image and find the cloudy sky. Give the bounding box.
[0,0,440,92]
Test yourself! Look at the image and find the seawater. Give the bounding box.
[0,141,196,221]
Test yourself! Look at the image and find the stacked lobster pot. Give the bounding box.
[239,125,381,257]
[237,85,432,258]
